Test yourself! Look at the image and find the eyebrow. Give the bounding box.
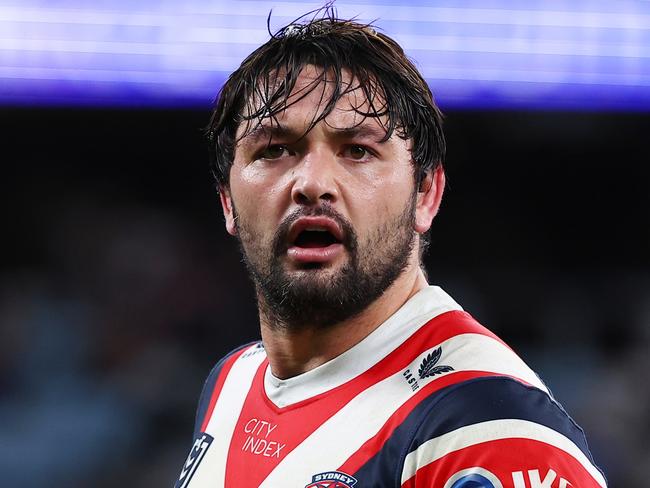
[240,122,389,147]
[240,124,303,146]
[329,124,388,142]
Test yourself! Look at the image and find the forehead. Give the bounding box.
[236,65,389,139]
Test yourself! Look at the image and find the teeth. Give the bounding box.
[305,227,328,232]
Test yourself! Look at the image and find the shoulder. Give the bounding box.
[396,313,607,488]
[410,309,550,393]
[192,341,265,437]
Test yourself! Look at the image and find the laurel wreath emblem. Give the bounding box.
[417,347,454,379]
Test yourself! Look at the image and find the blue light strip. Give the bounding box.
[1,0,649,109]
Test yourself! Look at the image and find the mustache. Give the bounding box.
[272,204,357,256]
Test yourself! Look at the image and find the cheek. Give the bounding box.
[345,165,415,223]
[229,165,291,227]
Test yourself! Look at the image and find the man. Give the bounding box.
[175,11,607,488]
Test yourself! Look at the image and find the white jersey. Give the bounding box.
[175,286,606,488]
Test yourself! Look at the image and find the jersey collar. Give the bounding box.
[263,285,463,408]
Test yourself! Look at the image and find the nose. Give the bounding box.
[290,149,339,206]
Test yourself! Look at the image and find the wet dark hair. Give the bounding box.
[206,6,445,189]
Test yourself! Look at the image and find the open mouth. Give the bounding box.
[286,217,346,264]
[293,228,341,248]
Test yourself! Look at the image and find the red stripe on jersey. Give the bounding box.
[224,359,279,487]
[337,371,534,475]
[222,312,507,487]
[331,312,526,475]
[400,437,603,488]
[199,347,249,433]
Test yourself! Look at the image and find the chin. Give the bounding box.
[288,265,342,284]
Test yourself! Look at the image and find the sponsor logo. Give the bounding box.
[403,368,420,391]
[512,469,572,488]
[175,433,214,488]
[402,346,453,391]
[241,417,285,458]
[444,468,572,488]
[418,346,454,379]
[444,467,504,488]
[305,471,358,488]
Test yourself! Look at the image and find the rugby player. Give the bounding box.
[175,9,606,488]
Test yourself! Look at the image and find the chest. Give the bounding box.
[183,360,409,487]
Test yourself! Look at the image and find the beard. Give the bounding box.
[233,195,417,331]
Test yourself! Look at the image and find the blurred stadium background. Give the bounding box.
[1,0,648,486]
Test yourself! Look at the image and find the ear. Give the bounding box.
[414,166,445,234]
[219,186,238,236]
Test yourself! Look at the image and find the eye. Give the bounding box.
[258,145,290,160]
[343,145,371,161]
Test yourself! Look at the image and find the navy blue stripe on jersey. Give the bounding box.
[352,376,597,487]
[192,341,260,439]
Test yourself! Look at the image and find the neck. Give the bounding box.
[259,263,429,380]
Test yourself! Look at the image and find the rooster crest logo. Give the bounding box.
[418,347,454,379]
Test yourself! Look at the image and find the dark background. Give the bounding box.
[1,107,648,486]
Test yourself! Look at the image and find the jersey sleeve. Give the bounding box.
[399,376,607,488]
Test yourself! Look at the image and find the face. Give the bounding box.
[220,66,442,330]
